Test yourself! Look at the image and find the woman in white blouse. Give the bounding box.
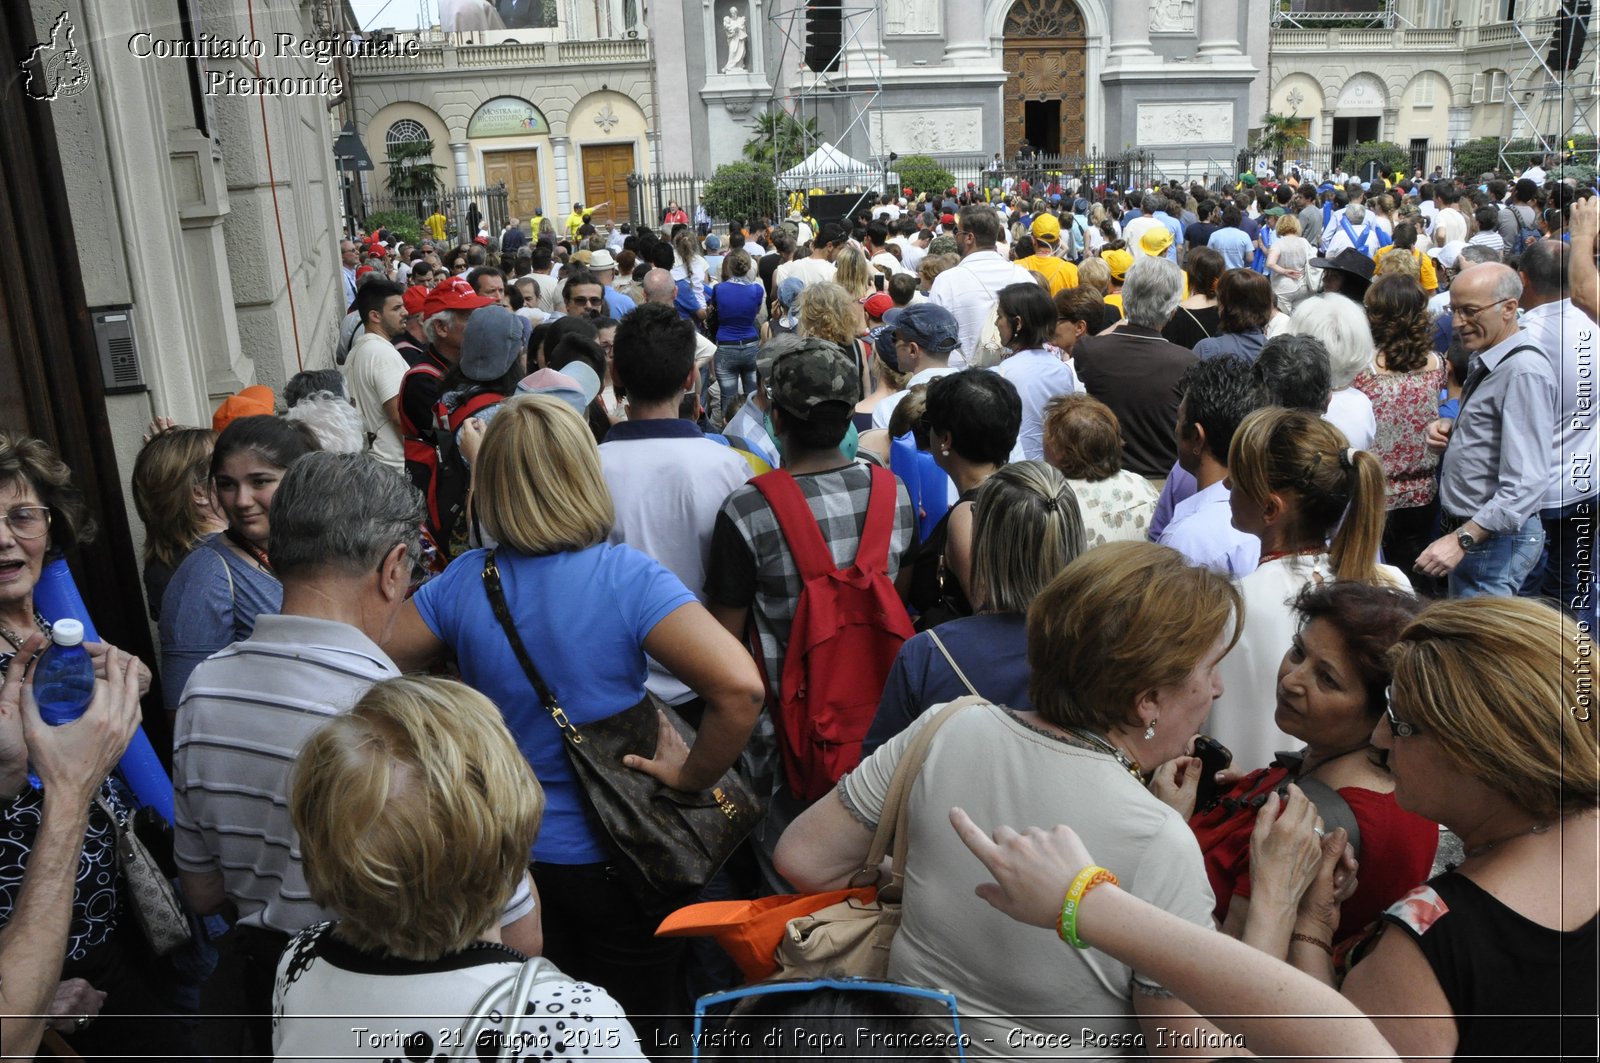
[1208,407,1408,768]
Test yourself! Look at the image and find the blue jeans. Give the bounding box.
[1450,515,1546,598]
[1519,498,1599,629]
[715,340,759,418]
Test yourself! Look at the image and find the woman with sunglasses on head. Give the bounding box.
[1314,597,1598,1062]
[159,415,319,711]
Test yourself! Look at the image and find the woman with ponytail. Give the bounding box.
[1206,407,1409,769]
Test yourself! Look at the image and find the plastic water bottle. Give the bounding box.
[34,619,95,726]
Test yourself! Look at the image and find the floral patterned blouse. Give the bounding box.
[1066,470,1161,547]
[1352,363,1447,511]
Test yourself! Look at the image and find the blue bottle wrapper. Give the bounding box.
[33,557,174,823]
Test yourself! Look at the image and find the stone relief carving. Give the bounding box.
[886,0,941,35]
[593,102,620,133]
[871,108,982,154]
[1135,102,1233,145]
[1149,0,1196,33]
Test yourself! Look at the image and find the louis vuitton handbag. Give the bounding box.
[482,552,762,901]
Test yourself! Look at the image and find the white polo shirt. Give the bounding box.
[928,250,1037,369]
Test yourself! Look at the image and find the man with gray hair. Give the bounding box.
[1417,263,1558,596]
[173,453,539,1056]
[398,276,494,453]
[929,204,1036,366]
[1072,256,1198,478]
[1319,200,1385,259]
[1516,239,1597,626]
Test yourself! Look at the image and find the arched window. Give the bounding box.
[385,119,429,151]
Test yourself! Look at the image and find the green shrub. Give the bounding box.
[1451,137,1503,180]
[895,155,956,198]
[1336,141,1411,181]
[702,163,778,224]
[1550,164,1598,186]
[364,210,423,247]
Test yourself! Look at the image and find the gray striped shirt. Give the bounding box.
[173,613,534,933]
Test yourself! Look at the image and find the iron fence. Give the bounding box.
[1238,143,1464,183]
[626,150,1161,230]
[354,185,510,245]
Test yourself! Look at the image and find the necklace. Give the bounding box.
[1259,545,1325,565]
[1067,728,1144,780]
[1465,821,1553,860]
[0,610,50,653]
[225,528,273,574]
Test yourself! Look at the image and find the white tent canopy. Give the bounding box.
[779,142,876,186]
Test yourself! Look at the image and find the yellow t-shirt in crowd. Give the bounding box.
[424,213,447,241]
[1014,254,1079,295]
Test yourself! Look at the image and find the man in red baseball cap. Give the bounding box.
[394,285,431,367]
[398,278,495,450]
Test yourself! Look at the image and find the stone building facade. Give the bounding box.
[667,0,1267,180]
[348,9,654,232]
[1268,0,1596,162]
[12,0,350,599]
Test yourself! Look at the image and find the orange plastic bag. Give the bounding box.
[655,887,876,982]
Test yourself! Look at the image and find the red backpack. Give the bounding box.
[411,389,502,562]
[751,465,915,801]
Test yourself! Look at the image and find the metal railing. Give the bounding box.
[626,151,1161,230]
[357,185,510,244]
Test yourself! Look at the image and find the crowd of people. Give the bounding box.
[1,160,1597,1062]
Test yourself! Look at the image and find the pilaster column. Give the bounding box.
[1107,0,1155,59]
[1196,0,1243,58]
[942,0,990,64]
[450,141,471,190]
[749,0,768,75]
[552,136,573,218]
[843,0,885,66]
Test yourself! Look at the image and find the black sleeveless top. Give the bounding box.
[1380,871,1598,1061]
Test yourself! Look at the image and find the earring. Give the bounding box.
[941,447,950,457]
[1144,723,1156,740]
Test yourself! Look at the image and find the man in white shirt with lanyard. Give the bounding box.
[929,205,1035,368]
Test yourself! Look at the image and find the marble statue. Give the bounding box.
[723,5,748,73]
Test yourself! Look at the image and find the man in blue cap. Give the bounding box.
[871,302,962,429]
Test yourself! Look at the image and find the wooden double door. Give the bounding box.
[1002,0,1088,157]
[581,143,635,225]
[484,149,542,223]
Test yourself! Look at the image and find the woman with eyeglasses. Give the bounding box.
[0,434,97,671]
[1177,581,1438,951]
[0,432,188,1056]
[1312,596,1598,1061]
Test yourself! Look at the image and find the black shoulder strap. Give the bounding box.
[1294,776,1363,858]
[481,551,579,739]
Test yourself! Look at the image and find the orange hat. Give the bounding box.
[212,384,276,433]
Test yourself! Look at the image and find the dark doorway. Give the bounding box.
[1332,116,1380,151]
[1025,100,1062,155]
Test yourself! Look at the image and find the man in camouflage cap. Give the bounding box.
[704,334,916,892]
[767,336,860,427]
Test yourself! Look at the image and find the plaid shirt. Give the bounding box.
[707,463,916,806]
[707,462,916,698]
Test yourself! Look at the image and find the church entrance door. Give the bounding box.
[1002,0,1087,158]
